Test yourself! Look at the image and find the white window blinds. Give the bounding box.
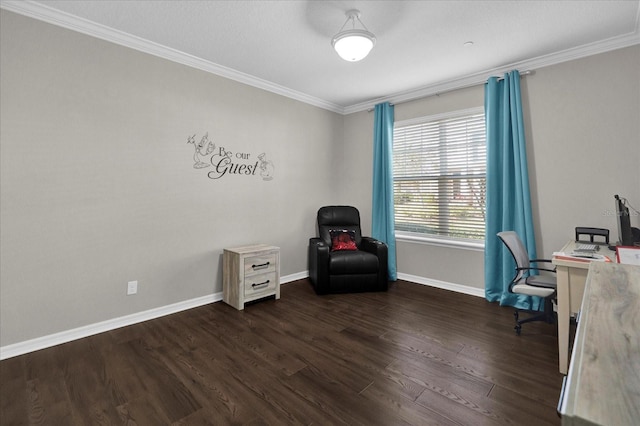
[393,108,486,241]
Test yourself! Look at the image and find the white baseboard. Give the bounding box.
[0,293,222,361]
[0,271,480,360]
[281,271,309,283]
[397,272,485,298]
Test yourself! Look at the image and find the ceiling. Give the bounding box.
[2,0,639,113]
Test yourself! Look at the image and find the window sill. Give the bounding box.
[395,232,485,252]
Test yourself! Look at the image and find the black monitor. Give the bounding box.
[615,194,634,246]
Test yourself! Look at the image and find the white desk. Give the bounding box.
[559,262,640,425]
[552,241,616,374]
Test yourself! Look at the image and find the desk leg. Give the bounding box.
[556,265,570,375]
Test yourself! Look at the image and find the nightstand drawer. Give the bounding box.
[244,253,277,276]
[244,271,277,297]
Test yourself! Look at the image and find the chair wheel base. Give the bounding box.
[514,324,522,335]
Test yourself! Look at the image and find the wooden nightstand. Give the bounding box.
[222,244,280,310]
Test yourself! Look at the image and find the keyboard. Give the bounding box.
[575,243,599,252]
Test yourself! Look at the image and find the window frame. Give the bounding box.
[393,106,486,250]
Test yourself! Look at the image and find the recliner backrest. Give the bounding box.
[317,206,363,247]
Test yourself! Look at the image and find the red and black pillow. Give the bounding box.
[330,229,358,251]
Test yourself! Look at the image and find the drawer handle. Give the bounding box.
[251,280,270,288]
[252,262,270,270]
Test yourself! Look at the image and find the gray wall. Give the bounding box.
[1,9,639,349]
[0,10,345,346]
[525,46,640,257]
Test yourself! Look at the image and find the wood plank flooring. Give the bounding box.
[0,280,564,425]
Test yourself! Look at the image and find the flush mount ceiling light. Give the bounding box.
[331,9,376,62]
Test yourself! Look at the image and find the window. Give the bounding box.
[393,107,486,244]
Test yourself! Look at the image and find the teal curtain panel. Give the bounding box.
[484,71,541,310]
[372,102,397,281]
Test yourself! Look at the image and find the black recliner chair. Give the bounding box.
[308,206,388,294]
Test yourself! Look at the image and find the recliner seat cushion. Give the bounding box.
[328,250,379,275]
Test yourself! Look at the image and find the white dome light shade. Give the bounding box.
[331,10,376,62]
[332,29,376,62]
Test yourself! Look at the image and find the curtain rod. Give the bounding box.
[367,70,533,112]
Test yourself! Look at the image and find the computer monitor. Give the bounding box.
[615,194,634,246]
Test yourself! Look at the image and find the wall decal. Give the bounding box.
[258,152,274,181]
[186,133,275,181]
[187,133,215,169]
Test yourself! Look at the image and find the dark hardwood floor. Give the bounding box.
[1,280,563,425]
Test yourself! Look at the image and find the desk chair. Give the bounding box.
[497,231,557,335]
[575,227,609,244]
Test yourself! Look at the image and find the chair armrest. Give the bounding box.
[530,258,553,264]
[309,237,326,246]
[517,265,556,274]
[360,237,389,288]
[529,259,556,273]
[360,237,387,256]
[308,237,330,292]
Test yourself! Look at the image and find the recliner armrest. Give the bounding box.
[309,237,326,247]
[360,237,387,255]
[360,237,389,289]
[308,237,330,292]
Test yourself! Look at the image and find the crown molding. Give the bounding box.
[344,30,640,115]
[2,0,638,116]
[0,0,347,114]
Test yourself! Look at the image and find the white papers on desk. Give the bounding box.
[552,252,612,263]
[616,246,640,265]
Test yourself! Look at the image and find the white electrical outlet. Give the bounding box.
[127,280,138,295]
